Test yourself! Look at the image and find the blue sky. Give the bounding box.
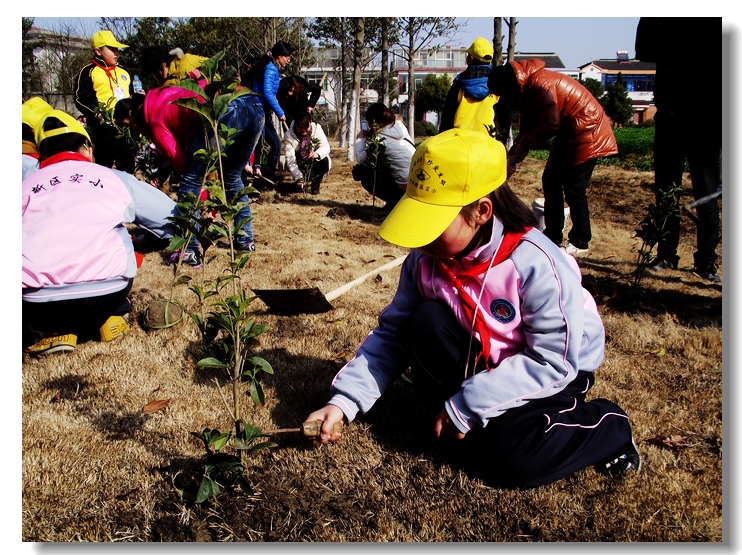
[451,17,641,69]
[31,16,641,69]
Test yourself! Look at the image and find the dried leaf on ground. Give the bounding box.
[142,399,171,414]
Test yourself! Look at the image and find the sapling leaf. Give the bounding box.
[198,357,228,368]
[249,379,265,406]
[195,476,220,503]
[246,440,278,454]
[246,356,274,375]
[174,275,192,286]
[234,474,254,497]
[240,423,263,442]
[206,430,231,452]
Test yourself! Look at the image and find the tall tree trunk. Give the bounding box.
[406,18,416,142]
[381,17,389,107]
[493,17,504,67]
[347,17,364,161]
[507,17,517,62]
[339,17,348,148]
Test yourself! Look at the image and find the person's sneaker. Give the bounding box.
[168,250,202,268]
[25,333,77,355]
[99,316,130,342]
[596,436,642,478]
[564,243,589,258]
[235,242,256,252]
[693,263,721,283]
[649,258,678,271]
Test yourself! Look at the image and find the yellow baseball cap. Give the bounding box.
[35,109,91,146]
[467,37,494,63]
[22,97,54,130]
[378,128,507,249]
[91,30,129,50]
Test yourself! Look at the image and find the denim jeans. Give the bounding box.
[178,94,265,250]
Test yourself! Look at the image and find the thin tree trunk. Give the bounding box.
[493,17,503,67]
[407,18,416,142]
[339,17,348,148]
[347,17,364,161]
[381,18,389,107]
[507,17,516,62]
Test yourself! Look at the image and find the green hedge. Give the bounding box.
[528,127,656,171]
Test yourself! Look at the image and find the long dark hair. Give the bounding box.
[278,76,305,102]
[246,41,294,85]
[364,102,395,128]
[489,183,539,232]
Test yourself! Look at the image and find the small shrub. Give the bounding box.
[414,120,438,138]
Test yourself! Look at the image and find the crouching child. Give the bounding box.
[22,110,179,355]
[305,128,640,487]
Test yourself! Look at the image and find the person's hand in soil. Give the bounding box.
[433,408,466,441]
[305,404,345,443]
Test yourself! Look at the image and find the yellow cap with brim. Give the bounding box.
[22,97,54,130]
[467,37,494,63]
[91,30,129,50]
[35,110,91,146]
[378,128,507,249]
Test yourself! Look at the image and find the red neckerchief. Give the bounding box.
[91,58,120,95]
[39,151,92,169]
[436,228,531,370]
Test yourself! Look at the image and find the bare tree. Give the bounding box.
[493,17,504,66]
[506,18,517,62]
[25,19,93,112]
[381,18,390,107]
[396,17,461,141]
[347,18,364,161]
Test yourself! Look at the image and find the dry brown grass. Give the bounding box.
[21,146,723,542]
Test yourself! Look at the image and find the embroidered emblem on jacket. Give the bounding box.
[490,299,516,323]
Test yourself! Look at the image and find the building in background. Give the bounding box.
[579,51,657,124]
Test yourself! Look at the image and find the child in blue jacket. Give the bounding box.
[305,128,640,487]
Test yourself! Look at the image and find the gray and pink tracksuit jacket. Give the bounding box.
[327,219,606,434]
[22,152,177,303]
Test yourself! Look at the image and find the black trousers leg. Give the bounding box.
[396,300,482,417]
[563,159,597,249]
[23,280,133,346]
[396,300,634,487]
[483,372,633,487]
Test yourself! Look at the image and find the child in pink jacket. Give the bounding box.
[305,129,639,487]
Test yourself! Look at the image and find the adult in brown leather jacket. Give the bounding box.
[489,59,618,256]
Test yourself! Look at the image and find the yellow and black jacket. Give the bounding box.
[74,55,132,122]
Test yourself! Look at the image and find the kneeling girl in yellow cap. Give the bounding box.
[305,128,639,487]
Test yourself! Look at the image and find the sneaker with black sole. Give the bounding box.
[234,242,256,252]
[168,250,202,268]
[99,316,130,342]
[649,258,678,271]
[596,436,642,478]
[693,263,721,283]
[25,333,77,355]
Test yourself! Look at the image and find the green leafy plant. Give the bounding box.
[362,123,386,220]
[633,182,683,286]
[178,425,275,504]
[298,135,321,193]
[163,52,276,503]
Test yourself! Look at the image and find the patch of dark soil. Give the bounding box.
[581,270,722,328]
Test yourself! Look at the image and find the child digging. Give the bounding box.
[22,110,178,355]
[305,128,640,487]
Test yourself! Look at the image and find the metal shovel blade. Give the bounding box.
[252,287,335,315]
[252,256,407,316]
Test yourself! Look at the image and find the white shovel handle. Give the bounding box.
[325,256,406,302]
